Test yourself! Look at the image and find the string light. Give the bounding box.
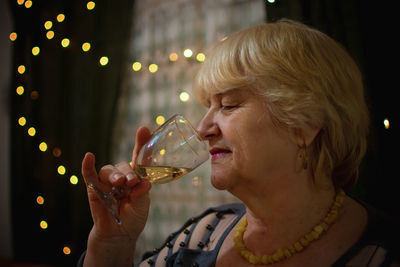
[17,65,26,74]
[99,56,109,66]
[18,117,26,126]
[28,127,36,136]
[132,61,141,71]
[40,220,48,229]
[57,165,66,175]
[44,21,53,30]
[52,147,62,157]
[82,42,91,52]
[56,14,65,22]
[36,196,44,205]
[61,38,70,48]
[86,1,95,10]
[31,90,39,100]
[9,32,17,41]
[383,118,390,129]
[156,115,165,125]
[46,31,55,39]
[24,0,32,8]
[148,63,158,73]
[63,246,71,255]
[183,49,193,58]
[169,52,178,62]
[16,86,24,95]
[179,91,190,102]
[70,175,79,185]
[196,52,206,62]
[12,3,208,255]
[32,46,40,56]
[39,142,48,152]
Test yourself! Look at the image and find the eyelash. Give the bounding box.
[221,105,238,111]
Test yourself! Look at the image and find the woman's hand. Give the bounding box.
[81,126,152,267]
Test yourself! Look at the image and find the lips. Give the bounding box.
[209,147,231,161]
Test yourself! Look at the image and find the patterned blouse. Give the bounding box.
[78,200,399,266]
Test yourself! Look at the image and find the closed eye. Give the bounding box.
[221,105,238,111]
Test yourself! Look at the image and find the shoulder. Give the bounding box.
[336,196,400,266]
[138,202,245,267]
[359,199,399,251]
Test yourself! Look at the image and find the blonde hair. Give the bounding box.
[193,20,369,189]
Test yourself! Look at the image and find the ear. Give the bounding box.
[293,127,321,147]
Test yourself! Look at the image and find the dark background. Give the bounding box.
[6,0,398,266]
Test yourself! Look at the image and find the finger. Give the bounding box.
[129,179,152,198]
[132,126,152,165]
[98,164,128,188]
[115,162,139,187]
[82,152,99,189]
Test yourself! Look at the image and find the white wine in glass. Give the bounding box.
[87,114,209,224]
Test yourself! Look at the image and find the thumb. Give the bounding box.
[132,126,152,165]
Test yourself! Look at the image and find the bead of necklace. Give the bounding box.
[233,189,345,265]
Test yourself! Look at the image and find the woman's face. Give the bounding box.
[197,88,298,194]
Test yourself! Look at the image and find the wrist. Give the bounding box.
[84,233,136,267]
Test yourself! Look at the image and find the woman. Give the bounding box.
[79,20,398,266]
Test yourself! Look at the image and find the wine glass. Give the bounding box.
[87,114,209,224]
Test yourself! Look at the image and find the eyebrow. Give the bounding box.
[215,88,242,97]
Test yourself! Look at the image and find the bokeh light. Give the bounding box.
[196,52,206,62]
[156,115,165,125]
[169,52,178,62]
[159,149,166,156]
[53,147,62,157]
[39,142,48,152]
[132,62,142,71]
[82,42,91,52]
[30,90,39,100]
[24,0,32,8]
[183,49,193,58]
[32,46,40,56]
[179,91,190,102]
[61,38,70,48]
[63,246,71,255]
[28,127,36,136]
[70,175,79,185]
[9,32,17,41]
[87,1,95,10]
[16,86,24,95]
[18,117,26,126]
[40,220,48,229]
[57,165,66,175]
[57,14,65,22]
[384,118,390,129]
[17,65,26,74]
[148,63,158,73]
[99,56,109,66]
[36,196,44,205]
[46,31,55,39]
[44,21,53,30]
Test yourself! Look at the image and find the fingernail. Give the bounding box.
[113,173,123,181]
[127,173,135,181]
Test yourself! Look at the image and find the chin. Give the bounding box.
[210,172,234,191]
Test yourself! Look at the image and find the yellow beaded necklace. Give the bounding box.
[233,189,345,265]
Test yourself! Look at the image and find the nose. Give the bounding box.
[197,110,220,141]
